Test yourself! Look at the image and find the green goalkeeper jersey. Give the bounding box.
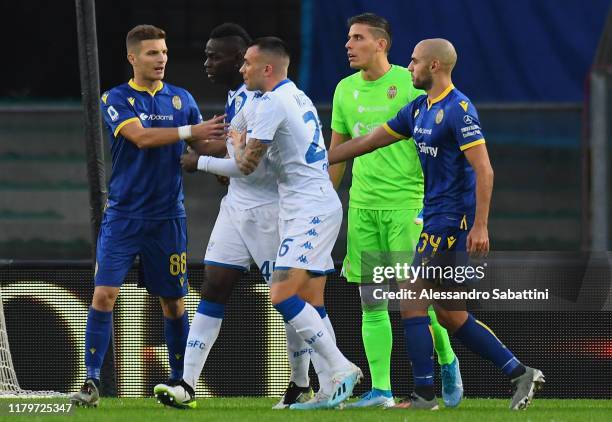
[331,65,424,209]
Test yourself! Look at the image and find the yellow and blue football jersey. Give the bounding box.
[384,84,485,224]
[100,79,203,219]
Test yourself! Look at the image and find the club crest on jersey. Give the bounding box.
[435,109,444,124]
[459,101,469,112]
[172,95,182,110]
[387,85,397,99]
[234,95,244,113]
[127,97,135,107]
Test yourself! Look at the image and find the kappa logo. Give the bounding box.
[306,229,318,237]
[297,255,308,264]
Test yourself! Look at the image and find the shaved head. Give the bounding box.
[416,38,457,72]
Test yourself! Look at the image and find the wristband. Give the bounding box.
[178,125,192,140]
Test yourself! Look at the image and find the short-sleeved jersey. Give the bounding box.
[224,84,278,210]
[250,79,341,220]
[384,85,485,222]
[100,79,202,219]
[331,65,424,210]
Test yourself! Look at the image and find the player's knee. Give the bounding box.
[159,297,184,319]
[92,286,119,311]
[359,285,388,312]
[200,266,241,304]
[434,309,468,333]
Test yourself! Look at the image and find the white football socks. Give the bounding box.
[182,311,222,390]
[285,322,311,388]
[287,302,351,374]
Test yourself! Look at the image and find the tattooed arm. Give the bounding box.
[231,129,268,175]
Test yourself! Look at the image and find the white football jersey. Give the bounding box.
[224,84,278,210]
[250,80,341,219]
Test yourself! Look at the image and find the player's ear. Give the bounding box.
[377,38,388,53]
[127,52,136,66]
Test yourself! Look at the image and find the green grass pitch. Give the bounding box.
[1,398,611,421]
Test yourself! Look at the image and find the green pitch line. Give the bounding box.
[0,398,608,422]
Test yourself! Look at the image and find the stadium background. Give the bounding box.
[0,0,611,399]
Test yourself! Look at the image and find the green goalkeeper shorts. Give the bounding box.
[342,207,423,283]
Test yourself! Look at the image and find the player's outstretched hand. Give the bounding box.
[180,150,199,173]
[466,224,489,257]
[191,115,228,141]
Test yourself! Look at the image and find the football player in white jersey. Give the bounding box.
[153,24,313,409]
[232,37,363,410]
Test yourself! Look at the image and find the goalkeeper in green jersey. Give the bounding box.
[328,13,463,408]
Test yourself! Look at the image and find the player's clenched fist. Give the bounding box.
[190,114,228,141]
[180,149,199,173]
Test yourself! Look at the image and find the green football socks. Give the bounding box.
[428,306,456,365]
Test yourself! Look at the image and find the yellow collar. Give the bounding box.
[427,84,454,109]
[128,79,164,96]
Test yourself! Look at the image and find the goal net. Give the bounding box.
[0,287,67,398]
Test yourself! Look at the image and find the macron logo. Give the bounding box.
[417,142,438,158]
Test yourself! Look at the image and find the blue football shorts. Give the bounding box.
[94,214,188,297]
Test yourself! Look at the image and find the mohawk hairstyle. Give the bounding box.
[210,23,252,46]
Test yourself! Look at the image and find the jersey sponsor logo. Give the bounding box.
[459,101,469,112]
[463,115,473,124]
[460,124,482,138]
[387,85,397,99]
[107,106,119,122]
[417,142,438,157]
[414,126,432,136]
[357,105,389,114]
[172,95,182,110]
[127,97,135,107]
[139,113,174,121]
[435,109,444,124]
[101,92,109,104]
[352,121,378,137]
